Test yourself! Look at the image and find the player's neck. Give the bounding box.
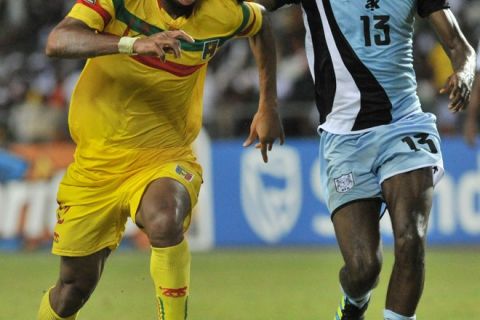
[159,0,195,19]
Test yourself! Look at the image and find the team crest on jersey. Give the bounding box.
[175,165,194,182]
[85,0,96,4]
[334,172,355,193]
[365,0,380,11]
[202,39,220,60]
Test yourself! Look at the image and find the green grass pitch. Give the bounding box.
[1,247,478,319]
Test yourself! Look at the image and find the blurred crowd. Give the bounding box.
[0,0,479,147]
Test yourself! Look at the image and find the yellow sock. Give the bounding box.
[151,239,191,320]
[37,288,77,320]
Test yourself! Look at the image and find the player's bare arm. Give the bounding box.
[134,29,195,61]
[464,72,480,146]
[243,10,285,163]
[254,0,300,11]
[46,17,194,60]
[254,0,277,10]
[429,9,476,113]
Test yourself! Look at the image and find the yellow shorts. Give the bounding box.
[52,159,202,257]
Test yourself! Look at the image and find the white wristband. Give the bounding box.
[118,36,138,55]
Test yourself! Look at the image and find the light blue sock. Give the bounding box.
[384,309,416,320]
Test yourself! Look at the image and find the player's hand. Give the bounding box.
[133,30,194,61]
[463,116,477,146]
[439,71,474,113]
[243,107,285,163]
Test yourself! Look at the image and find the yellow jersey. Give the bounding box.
[66,0,262,177]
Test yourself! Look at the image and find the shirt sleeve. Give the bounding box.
[235,2,264,38]
[417,0,450,18]
[67,0,115,31]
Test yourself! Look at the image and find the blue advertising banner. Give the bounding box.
[211,138,480,246]
[0,136,478,250]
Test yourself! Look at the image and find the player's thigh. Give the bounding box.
[375,113,439,234]
[332,199,383,265]
[381,167,434,238]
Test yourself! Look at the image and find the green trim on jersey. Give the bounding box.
[111,0,251,52]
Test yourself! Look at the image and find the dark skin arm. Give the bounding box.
[45,17,194,60]
[243,11,285,163]
[428,9,476,112]
[464,71,479,146]
[253,0,300,11]
[254,0,277,11]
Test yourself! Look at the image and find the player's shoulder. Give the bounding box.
[191,0,263,39]
[200,0,246,12]
[194,0,248,28]
[198,0,263,20]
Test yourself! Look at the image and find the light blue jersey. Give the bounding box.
[291,0,450,213]
[301,0,449,133]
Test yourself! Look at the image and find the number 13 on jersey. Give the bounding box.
[361,15,391,46]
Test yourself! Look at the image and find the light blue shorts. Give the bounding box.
[319,112,444,215]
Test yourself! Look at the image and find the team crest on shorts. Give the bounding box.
[334,172,355,193]
[175,165,194,182]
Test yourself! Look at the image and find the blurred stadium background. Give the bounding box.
[0,0,479,319]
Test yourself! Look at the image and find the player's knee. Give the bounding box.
[143,203,185,247]
[348,256,382,290]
